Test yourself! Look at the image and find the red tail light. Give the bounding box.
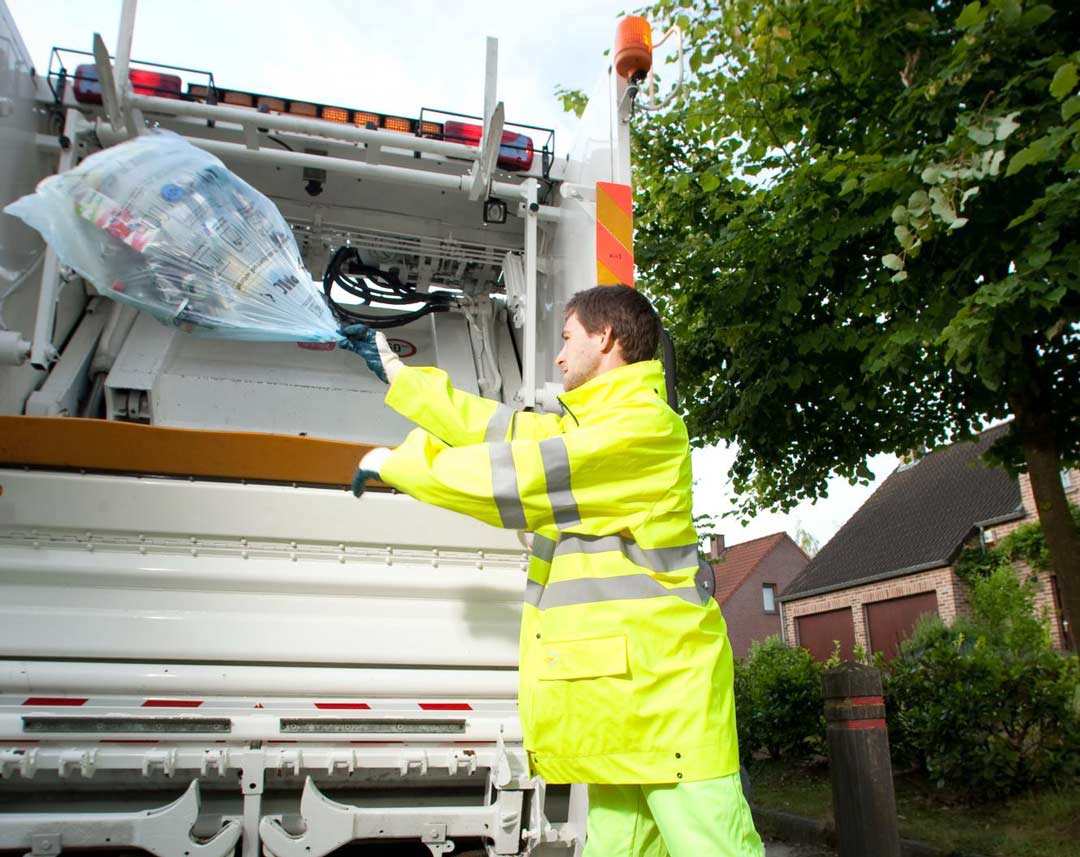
[73,64,182,104]
[443,121,534,171]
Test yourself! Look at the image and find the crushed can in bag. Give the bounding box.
[4,131,340,342]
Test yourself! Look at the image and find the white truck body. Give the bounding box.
[0,2,636,855]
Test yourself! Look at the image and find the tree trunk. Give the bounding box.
[1008,340,1080,652]
[1017,434,1080,650]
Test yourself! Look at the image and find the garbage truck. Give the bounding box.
[0,1,658,855]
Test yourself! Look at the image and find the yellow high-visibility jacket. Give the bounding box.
[379,359,739,784]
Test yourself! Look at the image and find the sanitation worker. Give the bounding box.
[340,285,763,857]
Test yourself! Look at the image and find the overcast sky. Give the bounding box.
[7,0,898,551]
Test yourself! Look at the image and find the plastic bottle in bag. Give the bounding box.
[5,131,340,342]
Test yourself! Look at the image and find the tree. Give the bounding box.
[794,524,820,558]
[632,0,1080,643]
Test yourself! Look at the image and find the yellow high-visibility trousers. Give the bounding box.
[583,773,765,857]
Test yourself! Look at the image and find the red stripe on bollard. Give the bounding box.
[847,695,884,706]
[843,718,887,730]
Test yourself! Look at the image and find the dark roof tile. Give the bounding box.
[781,424,1021,600]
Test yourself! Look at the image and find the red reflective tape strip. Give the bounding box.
[419,703,472,711]
[597,258,621,287]
[843,718,887,730]
[314,702,372,710]
[847,696,884,706]
[142,699,203,708]
[596,223,635,286]
[595,181,634,287]
[597,181,632,220]
[23,697,87,706]
[596,183,633,245]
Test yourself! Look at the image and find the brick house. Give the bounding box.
[708,532,809,658]
[779,424,1076,660]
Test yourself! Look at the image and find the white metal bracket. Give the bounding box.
[469,36,501,202]
[91,33,124,135]
[29,109,85,370]
[469,101,505,202]
[260,776,524,857]
[0,780,241,857]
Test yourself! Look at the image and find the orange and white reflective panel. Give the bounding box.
[595,181,634,287]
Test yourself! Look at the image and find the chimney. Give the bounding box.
[709,534,726,560]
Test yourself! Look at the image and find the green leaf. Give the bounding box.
[967,126,995,146]
[991,0,1021,23]
[921,164,944,184]
[891,205,910,225]
[993,112,1021,141]
[908,190,930,215]
[840,177,859,196]
[1049,63,1078,100]
[882,254,904,271]
[1025,248,1052,270]
[1019,4,1055,29]
[700,172,721,192]
[956,1,986,30]
[1006,141,1048,176]
[1062,96,1080,122]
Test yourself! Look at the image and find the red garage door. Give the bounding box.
[796,607,856,661]
[866,591,939,660]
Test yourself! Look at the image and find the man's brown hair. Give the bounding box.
[565,285,661,364]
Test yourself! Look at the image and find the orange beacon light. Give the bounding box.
[614,16,653,80]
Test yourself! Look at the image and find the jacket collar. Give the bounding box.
[558,360,666,423]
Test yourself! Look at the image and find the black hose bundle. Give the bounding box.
[322,246,454,329]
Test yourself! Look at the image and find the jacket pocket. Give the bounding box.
[538,635,628,681]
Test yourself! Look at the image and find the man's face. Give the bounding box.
[556,312,608,392]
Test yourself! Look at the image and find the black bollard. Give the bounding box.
[822,663,901,857]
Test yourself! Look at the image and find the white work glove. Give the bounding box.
[351,447,393,497]
[339,324,404,384]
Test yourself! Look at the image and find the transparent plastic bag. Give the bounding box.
[4,131,340,342]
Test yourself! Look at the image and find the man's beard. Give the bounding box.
[562,353,602,392]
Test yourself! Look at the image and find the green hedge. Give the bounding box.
[883,568,1080,799]
[734,636,825,761]
[731,568,1080,802]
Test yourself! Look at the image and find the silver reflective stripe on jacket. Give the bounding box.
[531,534,557,563]
[524,534,711,610]
[553,533,698,573]
[525,578,544,607]
[490,443,527,529]
[538,437,580,527]
[489,437,580,530]
[484,404,515,443]
[530,574,707,610]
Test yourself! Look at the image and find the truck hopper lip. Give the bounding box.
[22,714,232,733]
[280,717,466,734]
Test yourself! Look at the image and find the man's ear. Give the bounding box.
[598,325,617,354]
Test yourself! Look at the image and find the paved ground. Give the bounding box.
[765,841,835,857]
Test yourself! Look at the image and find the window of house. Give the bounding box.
[762,583,777,613]
[1063,469,1075,493]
